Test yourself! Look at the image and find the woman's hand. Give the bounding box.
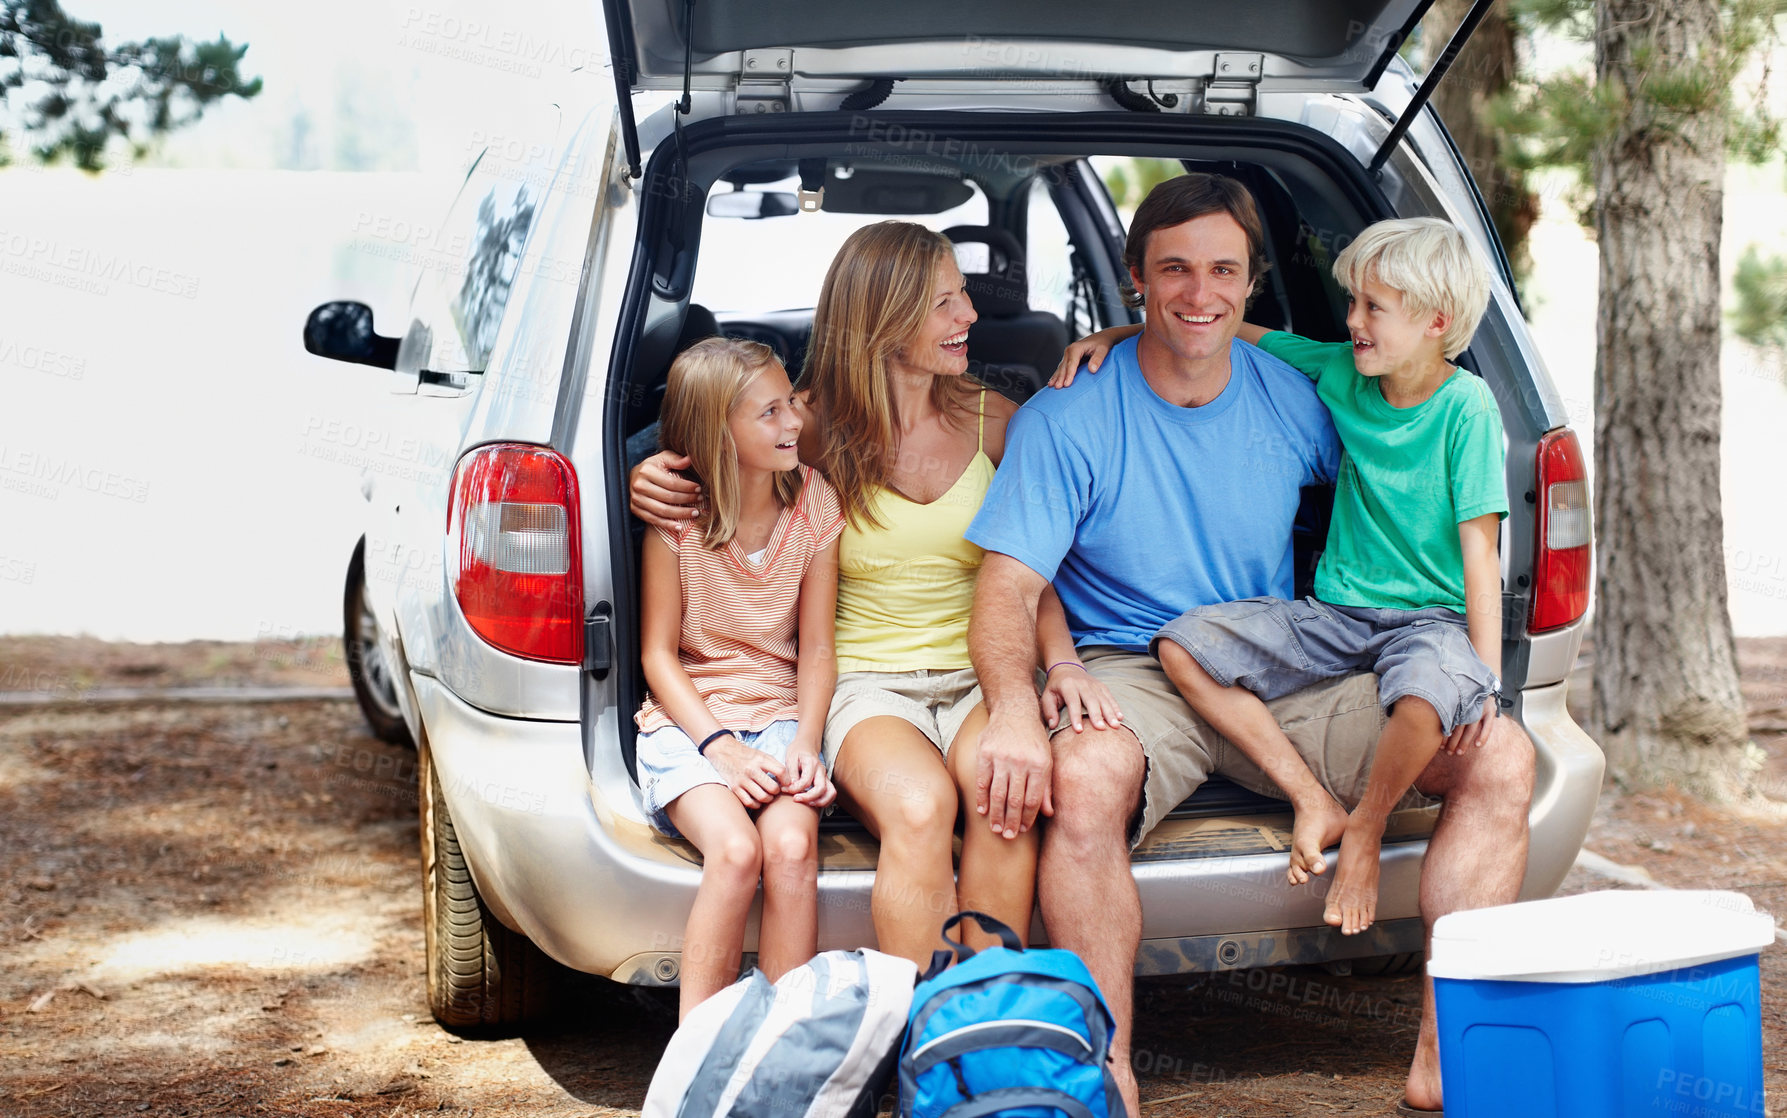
[1040,662,1123,734]
[783,749,836,808]
[706,736,787,808]
[630,450,703,531]
[1048,326,1135,389]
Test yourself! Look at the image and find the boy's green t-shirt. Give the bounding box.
[1256,331,1508,613]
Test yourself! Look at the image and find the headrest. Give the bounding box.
[676,303,720,352]
[944,225,1028,318]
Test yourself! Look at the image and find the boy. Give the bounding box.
[1054,217,1506,936]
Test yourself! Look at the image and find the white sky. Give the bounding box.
[2,7,1785,641]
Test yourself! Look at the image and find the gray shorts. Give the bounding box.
[1154,596,1499,736]
[1067,648,1433,847]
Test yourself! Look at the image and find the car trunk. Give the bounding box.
[590,109,1480,866]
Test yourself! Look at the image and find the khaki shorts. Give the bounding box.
[1069,646,1438,847]
[823,666,984,769]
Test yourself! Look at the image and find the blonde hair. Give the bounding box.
[796,221,981,529]
[658,336,803,549]
[1332,218,1491,360]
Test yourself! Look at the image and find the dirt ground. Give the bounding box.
[3,634,1785,1117]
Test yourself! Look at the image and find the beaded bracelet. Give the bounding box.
[696,728,735,756]
[1045,660,1087,676]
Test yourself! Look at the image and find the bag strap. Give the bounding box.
[923,910,1025,978]
[941,1087,1100,1118]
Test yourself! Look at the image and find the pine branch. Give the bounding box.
[0,0,261,171]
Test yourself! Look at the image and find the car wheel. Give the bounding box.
[1345,952,1425,977]
[419,744,565,1029]
[343,538,413,747]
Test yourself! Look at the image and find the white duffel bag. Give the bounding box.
[643,948,918,1118]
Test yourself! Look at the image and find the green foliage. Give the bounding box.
[1492,0,1784,198]
[1486,72,1617,171]
[1102,157,1182,210]
[1510,0,1595,35]
[0,0,261,171]
[1731,244,1787,348]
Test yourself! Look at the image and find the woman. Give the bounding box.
[631,221,1117,965]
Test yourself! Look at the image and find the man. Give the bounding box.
[964,173,1534,1116]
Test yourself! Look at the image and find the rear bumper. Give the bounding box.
[415,673,1602,981]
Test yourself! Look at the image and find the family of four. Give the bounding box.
[627,173,1535,1117]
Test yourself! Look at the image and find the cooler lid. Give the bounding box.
[1427,890,1776,985]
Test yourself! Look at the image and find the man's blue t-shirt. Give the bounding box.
[965,335,1340,651]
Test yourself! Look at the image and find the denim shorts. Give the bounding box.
[633,719,800,837]
[1154,596,1499,736]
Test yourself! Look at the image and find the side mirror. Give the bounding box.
[304,301,399,369]
[705,190,801,220]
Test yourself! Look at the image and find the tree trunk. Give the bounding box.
[1590,0,1751,797]
[1420,0,1537,275]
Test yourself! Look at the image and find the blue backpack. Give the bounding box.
[899,911,1126,1118]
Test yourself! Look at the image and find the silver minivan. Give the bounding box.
[305,0,1604,1028]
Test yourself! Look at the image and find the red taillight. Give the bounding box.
[1529,428,1591,633]
[449,444,583,663]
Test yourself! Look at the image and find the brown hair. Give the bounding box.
[795,221,980,529]
[1121,173,1270,308]
[658,336,803,549]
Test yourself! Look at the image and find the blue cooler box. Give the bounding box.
[1429,890,1775,1118]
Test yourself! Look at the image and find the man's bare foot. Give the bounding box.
[1287,796,1349,885]
[1110,1057,1140,1117]
[1404,1021,1443,1111]
[1322,821,1384,935]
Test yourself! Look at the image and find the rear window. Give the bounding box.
[690,175,988,315]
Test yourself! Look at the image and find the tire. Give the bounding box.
[343,538,413,747]
[1345,952,1425,977]
[419,744,567,1030]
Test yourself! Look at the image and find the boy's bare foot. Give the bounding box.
[1287,796,1349,885]
[1322,821,1384,935]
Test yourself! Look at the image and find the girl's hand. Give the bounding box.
[784,751,836,808]
[1040,662,1123,734]
[630,450,703,531]
[706,737,786,808]
[1048,327,1131,389]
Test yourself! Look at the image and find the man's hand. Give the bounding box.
[706,737,786,807]
[1442,696,1497,755]
[976,707,1054,839]
[630,450,702,530]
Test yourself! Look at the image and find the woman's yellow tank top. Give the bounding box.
[833,390,993,673]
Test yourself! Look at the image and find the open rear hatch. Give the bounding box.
[606,0,1438,88]
[600,0,1495,177]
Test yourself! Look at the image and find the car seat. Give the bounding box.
[943,226,1070,404]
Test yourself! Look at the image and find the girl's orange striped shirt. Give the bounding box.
[636,466,844,734]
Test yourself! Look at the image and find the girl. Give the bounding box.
[633,336,843,1020]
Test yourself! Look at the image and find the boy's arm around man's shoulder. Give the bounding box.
[1249,327,1354,387]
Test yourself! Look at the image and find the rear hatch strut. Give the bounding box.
[603,0,644,177]
[1368,0,1495,174]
